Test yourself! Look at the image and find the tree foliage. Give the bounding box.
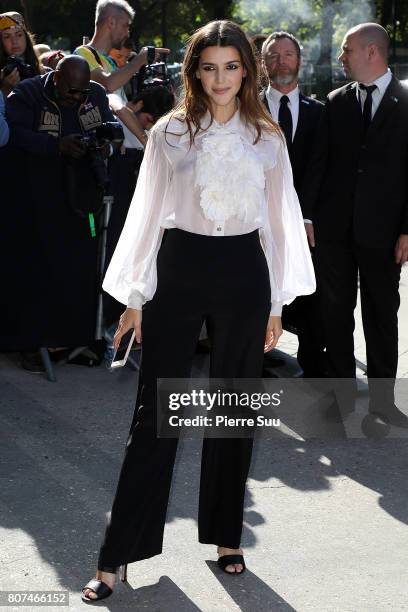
[0,0,407,62]
[0,0,234,55]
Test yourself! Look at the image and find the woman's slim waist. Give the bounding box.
[163,227,261,246]
[159,228,268,277]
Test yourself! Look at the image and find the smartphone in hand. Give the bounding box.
[109,329,136,369]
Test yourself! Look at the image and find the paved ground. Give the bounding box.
[0,267,407,612]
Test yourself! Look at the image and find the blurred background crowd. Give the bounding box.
[0,0,407,376]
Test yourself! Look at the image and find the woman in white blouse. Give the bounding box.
[82,20,315,602]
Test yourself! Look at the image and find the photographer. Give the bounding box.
[0,12,44,96]
[4,55,121,368]
[74,0,169,147]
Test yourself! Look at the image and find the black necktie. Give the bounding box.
[359,84,377,135]
[278,95,292,148]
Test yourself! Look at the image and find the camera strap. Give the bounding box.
[85,46,118,72]
[85,46,103,67]
[88,213,96,238]
[64,161,104,234]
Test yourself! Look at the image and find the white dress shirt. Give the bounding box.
[357,68,393,116]
[103,109,316,316]
[265,84,300,142]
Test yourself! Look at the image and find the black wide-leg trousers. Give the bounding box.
[98,229,270,569]
[315,241,401,407]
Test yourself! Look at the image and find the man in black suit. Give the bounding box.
[261,31,326,377]
[302,23,408,425]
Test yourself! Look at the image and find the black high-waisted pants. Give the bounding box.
[98,228,270,569]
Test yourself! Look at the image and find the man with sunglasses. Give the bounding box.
[5,55,118,370]
[6,54,115,159]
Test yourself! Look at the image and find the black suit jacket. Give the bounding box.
[301,76,408,247]
[261,89,323,201]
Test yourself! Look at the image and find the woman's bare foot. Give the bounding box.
[82,570,116,600]
[217,546,244,573]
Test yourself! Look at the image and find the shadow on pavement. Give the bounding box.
[1,351,408,608]
[81,576,202,611]
[206,561,296,611]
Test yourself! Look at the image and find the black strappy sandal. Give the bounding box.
[217,554,246,574]
[81,564,128,602]
[81,578,113,602]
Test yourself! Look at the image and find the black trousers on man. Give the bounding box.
[97,229,270,569]
[283,289,326,377]
[315,241,401,409]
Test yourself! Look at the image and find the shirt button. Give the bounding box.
[217,226,222,231]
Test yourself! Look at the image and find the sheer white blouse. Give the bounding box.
[102,109,316,316]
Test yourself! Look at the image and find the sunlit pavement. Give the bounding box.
[0,266,407,611]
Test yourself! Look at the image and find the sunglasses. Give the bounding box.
[67,87,91,95]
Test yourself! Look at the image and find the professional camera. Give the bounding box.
[3,56,35,80]
[81,121,124,187]
[130,60,174,99]
[94,121,124,143]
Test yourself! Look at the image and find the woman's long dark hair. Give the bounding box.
[166,20,280,145]
[0,29,41,75]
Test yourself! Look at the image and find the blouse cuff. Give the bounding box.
[270,301,283,317]
[127,290,145,311]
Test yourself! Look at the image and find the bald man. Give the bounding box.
[6,54,115,157]
[301,23,408,426]
[4,54,117,357]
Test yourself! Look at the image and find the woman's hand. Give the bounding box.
[113,308,142,350]
[264,315,283,352]
[0,68,20,96]
[304,221,315,248]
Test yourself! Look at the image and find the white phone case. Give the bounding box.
[109,330,136,369]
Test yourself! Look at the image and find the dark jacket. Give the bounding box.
[301,76,408,247]
[6,71,114,155]
[1,72,115,348]
[261,89,324,203]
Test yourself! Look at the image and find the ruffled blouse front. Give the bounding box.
[102,109,316,315]
[195,124,265,223]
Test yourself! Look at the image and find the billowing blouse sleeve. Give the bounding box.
[102,125,172,309]
[259,135,316,316]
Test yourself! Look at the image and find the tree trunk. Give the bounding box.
[161,0,168,48]
[19,0,32,32]
[316,0,336,98]
[210,0,234,20]
[378,0,393,27]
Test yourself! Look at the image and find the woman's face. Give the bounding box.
[196,45,246,111]
[1,27,26,57]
